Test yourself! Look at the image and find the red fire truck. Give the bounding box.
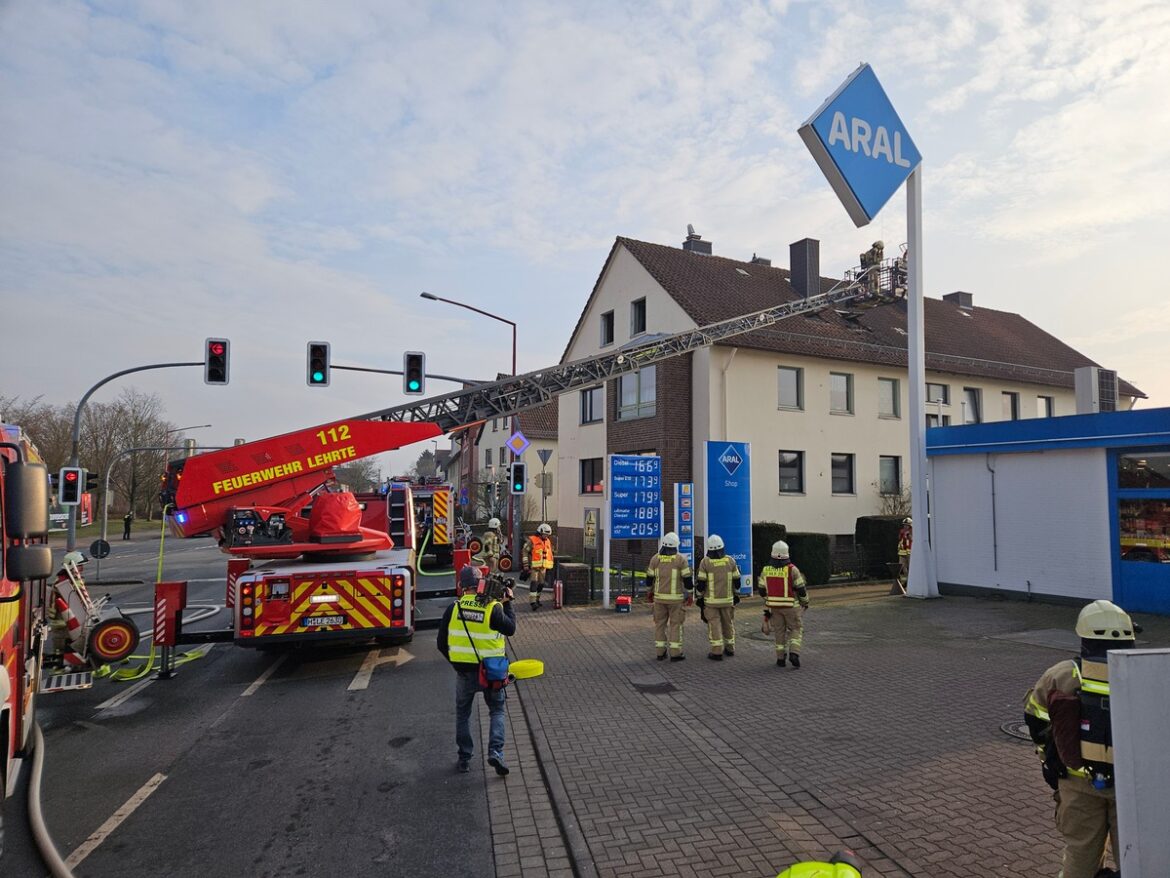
[1,424,54,852]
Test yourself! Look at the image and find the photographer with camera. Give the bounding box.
[437,565,517,776]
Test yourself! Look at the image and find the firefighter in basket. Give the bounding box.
[1023,600,1136,878]
[695,534,740,660]
[757,541,809,668]
[520,522,554,611]
[646,532,693,662]
[481,517,504,573]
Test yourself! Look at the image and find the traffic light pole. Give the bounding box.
[66,362,202,551]
[331,365,486,385]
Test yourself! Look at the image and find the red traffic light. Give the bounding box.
[209,342,225,356]
[64,471,78,482]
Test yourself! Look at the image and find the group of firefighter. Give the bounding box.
[465,516,1131,877]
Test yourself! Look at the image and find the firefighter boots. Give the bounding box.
[707,653,723,661]
[790,653,801,669]
[776,655,786,667]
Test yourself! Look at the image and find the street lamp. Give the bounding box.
[421,292,520,564]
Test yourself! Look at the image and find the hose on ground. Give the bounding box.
[29,724,75,878]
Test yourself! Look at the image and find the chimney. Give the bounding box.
[789,238,819,298]
[943,291,974,309]
[682,224,712,255]
[750,253,771,266]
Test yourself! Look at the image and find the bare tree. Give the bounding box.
[334,459,380,492]
[873,481,912,518]
[0,395,73,469]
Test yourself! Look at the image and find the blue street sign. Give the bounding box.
[798,63,921,227]
[704,441,752,590]
[609,454,661,540]
[674,482,695,567]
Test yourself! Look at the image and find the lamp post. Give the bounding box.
[420,292,520,566]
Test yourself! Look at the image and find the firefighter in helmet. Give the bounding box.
[481,517,504,573]
[757,541,809,668]
[520,522,554,611]
[646,531,693,661]
[894,517,912,594]
[1024,600,1136,878]
[695,534,741,660]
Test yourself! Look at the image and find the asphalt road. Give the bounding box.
[3,535,495,878]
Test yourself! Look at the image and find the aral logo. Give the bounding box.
[719,446,743,477]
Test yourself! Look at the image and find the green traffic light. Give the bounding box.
[312,371,324,382]
[409,380,420,391]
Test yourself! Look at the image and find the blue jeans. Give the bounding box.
[455,670,507,763]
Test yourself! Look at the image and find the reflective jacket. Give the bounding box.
[898,528,912,557]
[1024,657,1115,785]
[759,563,808,608]
[696,555,740,606]
[647,553,693,602]
[526,535,554,569]
[482,530,502,558]
[446,593,505,665]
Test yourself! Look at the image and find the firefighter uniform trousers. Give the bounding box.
[647,552,692,658]
[760,563,808,658]
[697,555,740,657]
[1055,777,1117,878]
[482,530,501,573]
[770,606,803,655]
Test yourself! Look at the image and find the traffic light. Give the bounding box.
[85,472,99,491]
[59,466,84,505]
[403,351,425,395]
[204,338,230,385]
[307,341,331,387]
[509,462,527,495]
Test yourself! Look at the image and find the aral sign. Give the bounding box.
[798,63,920,227]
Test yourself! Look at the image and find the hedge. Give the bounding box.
[751,521,787,579]
[855,515,904,577]
[786,532,831,586]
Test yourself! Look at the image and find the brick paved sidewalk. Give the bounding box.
[493,589,1169,878]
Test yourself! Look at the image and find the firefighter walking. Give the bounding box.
[481,517,504,573]
[1024,600,1135,878]
[894,517,912,594]
[695,534,740,660]
[520,522,554,611]
[646,532,693,661]
[758,541,809,668]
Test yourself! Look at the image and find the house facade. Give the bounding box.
[555,232,1143,567]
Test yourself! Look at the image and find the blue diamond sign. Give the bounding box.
[718,445,743,477]
[506,430,530,457]
[798,63,921,228]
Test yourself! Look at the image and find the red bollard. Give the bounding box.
[553,580,564,609]
[154,580,188,679]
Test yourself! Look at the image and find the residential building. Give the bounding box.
[555,231,1144,567]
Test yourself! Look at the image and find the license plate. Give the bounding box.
[302,615,345,627]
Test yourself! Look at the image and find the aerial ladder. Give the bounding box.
[156,256,905,650]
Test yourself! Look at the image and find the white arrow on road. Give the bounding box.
[348,646,414,691]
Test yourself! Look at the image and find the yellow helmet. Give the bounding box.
[1075,600,1135,641]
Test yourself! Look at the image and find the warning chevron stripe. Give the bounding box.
[432,489,450,544]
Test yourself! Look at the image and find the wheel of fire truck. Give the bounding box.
[88,617,140,665]
[498,554,514,572]
[466,537,483,555]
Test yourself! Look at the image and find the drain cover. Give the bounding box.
[1000,720,1032,741]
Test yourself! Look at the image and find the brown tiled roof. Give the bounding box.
[587,237,1143,397]
[518,401,557,439]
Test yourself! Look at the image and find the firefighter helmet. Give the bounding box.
[706,534,724,551]
[662,532,680,549]
[63,550,89,567]
[537,523,552,536]
[1075,600,1135,641]
[902,517,912,526]
[488,517,501,530]
[771,540,790,559]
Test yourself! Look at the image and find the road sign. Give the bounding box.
[583,508,599,550]
[609,454,661,540]
[705,441,752,589]
[798,63,921,227]
[506,430,530,457]
[537,447,553,466]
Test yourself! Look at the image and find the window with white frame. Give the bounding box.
[879,455,902,494]
[779,451,804,493]
[580,386,603,424]
[830,372,854,414]
[617,366,656,420]
[484,448,493,467]
[878,377,900,418]
[963,387,982,424]
[630,298,647,336]
[831,453,855,494]
[600,311,614,346]
[778,367,803,410]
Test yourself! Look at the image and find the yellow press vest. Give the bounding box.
[648,553,691,602]
[529,535,554,569]
[760,564,800,607]
[698,556,739,605]
[446,594,505,664]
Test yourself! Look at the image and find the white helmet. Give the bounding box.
[771,540,790,559]
[1075,600,1135,641]
[63,550,89,567]
[488,518,501,530]
[537,523,552,536]
[902,517,913,526]
[661,532,680,549]
[706,534,724,551]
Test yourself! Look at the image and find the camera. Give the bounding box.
[477,573,512,605]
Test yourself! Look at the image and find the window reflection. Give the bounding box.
[1119,498,1170,563]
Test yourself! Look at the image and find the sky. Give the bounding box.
[2,0,1168,477]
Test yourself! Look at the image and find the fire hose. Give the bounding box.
[93,604,221,682]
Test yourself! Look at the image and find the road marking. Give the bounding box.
[95,676,156,712]
[65,772,167,869]
[347,647,414,691]
[242,654,286,697]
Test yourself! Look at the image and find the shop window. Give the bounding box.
[1118,452,1170,489]
[1118,498,1170,563]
